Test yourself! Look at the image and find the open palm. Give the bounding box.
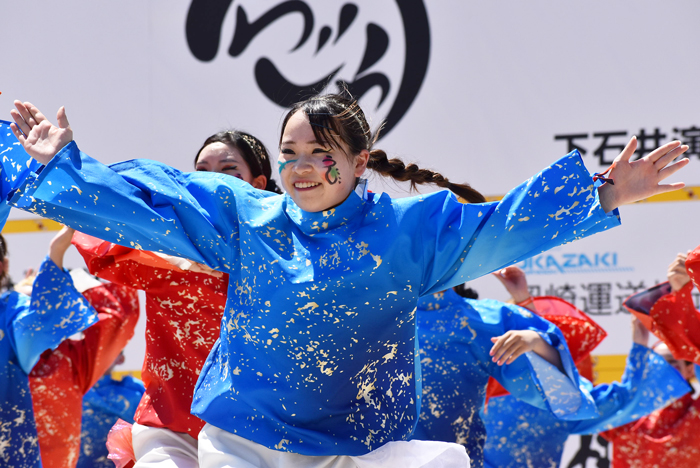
[9,101,73,165]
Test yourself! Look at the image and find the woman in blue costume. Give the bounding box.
[5,96,689,467]
[481,294,691,467]
[0,121,100,468]
[412,267,602,468]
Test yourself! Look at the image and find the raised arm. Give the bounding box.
[6,102,268,271]
[9,234,99,373]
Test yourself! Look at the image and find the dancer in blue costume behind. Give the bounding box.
[6,96,689,467]
[481,282,691,468]
[77,352,145,468]
[0,121,100,467]
[413,267,601,468]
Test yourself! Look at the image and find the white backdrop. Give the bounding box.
[2,2,699,466]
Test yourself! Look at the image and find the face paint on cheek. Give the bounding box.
[278,159,298,172]
[323,155,341,184]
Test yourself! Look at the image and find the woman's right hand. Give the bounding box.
[9,101,73,165]
[668,252,691,292]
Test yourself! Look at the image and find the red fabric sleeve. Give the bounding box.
[648,281,700,364]
[72,231,178,290]
[72,283,140,393]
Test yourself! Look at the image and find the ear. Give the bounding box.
[251,174,268,190]
[354,149,370,178]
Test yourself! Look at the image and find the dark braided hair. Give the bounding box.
[195,130,282,194]
[280,94,485,203]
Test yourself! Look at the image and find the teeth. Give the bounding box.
[295,182,320,189]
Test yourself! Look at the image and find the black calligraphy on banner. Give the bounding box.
[185,0,431,139]
[526,279,688,315]
[564,435,610,468]
[555,126,700,166]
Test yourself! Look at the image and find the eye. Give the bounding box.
[312,147,331,154]
[280,148,295,155]
[196,168,208,172]
[221,166,238,172]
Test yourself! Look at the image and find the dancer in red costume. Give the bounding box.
[601,251,700,468]
[72,130,280,468]
[28,226,140,468]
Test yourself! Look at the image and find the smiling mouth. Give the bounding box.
[294,182,321,189]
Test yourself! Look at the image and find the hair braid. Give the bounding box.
[367,150,486,203]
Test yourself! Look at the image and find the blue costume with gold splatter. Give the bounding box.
[412,290,597,468]
[77,374,144,468]
[7,141,619,456]
[482,343,691,468]
[0,257,99,468]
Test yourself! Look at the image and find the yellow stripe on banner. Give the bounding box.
[484,185,700,204]
[111,370,142,381]
[592,354,628,385]
[2,218,64,233]
[3,186,700,234]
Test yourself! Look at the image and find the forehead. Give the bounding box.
[282,111,318,143]
[198,142,243,161]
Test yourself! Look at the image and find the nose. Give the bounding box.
[292,153,314,174]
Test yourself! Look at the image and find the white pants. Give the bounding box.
[132,423,199,468]
[198,423,469,468]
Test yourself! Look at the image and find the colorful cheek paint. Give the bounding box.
[278,159,298,172]
[323,155,341,184]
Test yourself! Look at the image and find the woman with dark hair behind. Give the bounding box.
[72,128,281,467]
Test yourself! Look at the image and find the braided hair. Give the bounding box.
[279,94,485,203]
[195,130,282,194]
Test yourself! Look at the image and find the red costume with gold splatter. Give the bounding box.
[29,278,140,468]
[601,392,700,468]
[72,232,227,439]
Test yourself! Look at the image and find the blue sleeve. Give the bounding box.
[473,299,598,420]
[410,151,620,295]
[7,142,275,270]
[8,255,99,373]
[569,343,692,434]
[0,120,43,231]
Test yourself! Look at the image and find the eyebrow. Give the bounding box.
[280,139,328,146]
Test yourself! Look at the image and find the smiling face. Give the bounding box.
[195,142,267,189]
[278,110,368,212]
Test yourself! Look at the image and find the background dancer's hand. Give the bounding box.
[9,101,73,165]
[668,252,691,292]
[49,226,76,269]
[631,316,650,347]
[597,137,689,212]
[492,266,531,306]
[490,330,561,370]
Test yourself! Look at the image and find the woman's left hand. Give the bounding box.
[598,137,689,212]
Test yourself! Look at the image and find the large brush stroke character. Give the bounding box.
[186,0,430,138]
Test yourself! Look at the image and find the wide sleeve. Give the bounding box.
[0,120,44,231]
[70,283,141,393]
[471,299,597,420]
[8,255,98,373]
[7,141,274,271]
[409,150,620,295]
[72,231,176,290]
[570,343,691,434]
[647,282,700,364]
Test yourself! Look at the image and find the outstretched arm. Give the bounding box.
[597,137,689,212]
